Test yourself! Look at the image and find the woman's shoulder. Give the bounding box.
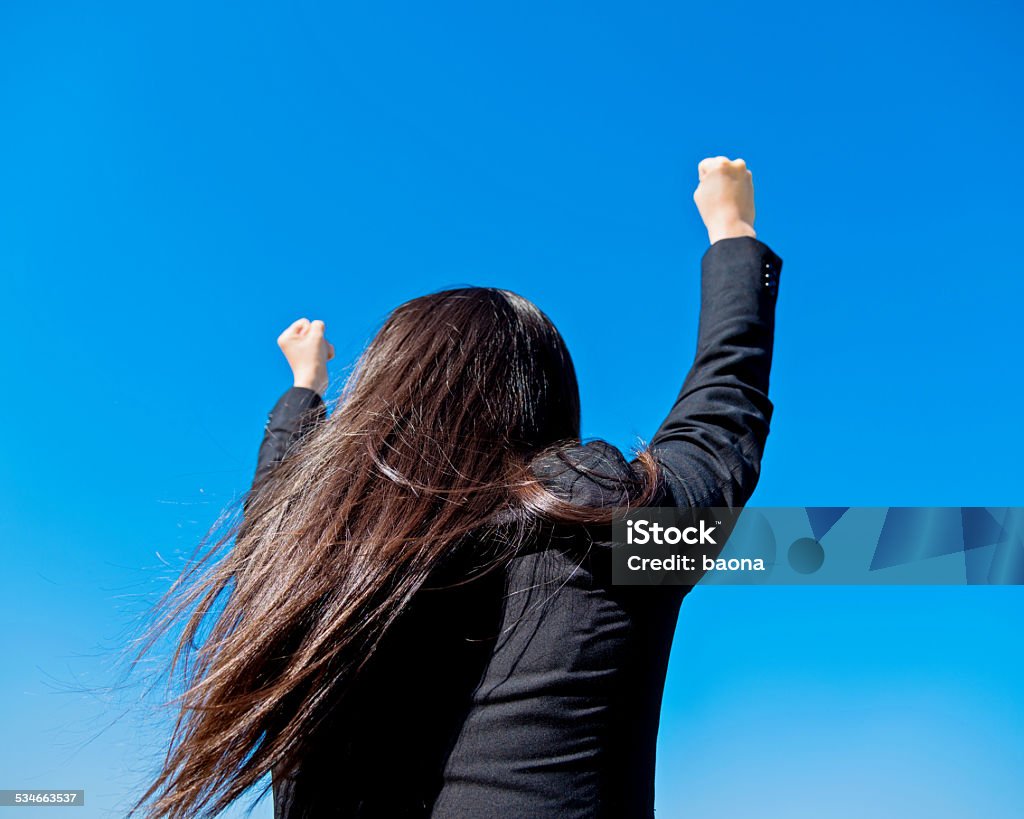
[529,440,648,508]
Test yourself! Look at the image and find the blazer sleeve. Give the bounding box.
[648,235,781,509]
[250,386,327,497]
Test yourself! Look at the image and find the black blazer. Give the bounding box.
[254,236,782,818]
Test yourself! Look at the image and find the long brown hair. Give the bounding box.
[129,287,661,818]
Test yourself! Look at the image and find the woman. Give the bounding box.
[132,156,781,818]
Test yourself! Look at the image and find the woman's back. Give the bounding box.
[273,443,688,818]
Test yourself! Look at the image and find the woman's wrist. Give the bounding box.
[292,370,327,397]
[707,219,757,245]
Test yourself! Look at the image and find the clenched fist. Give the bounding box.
[277,317,335,397]
[693,156,757,245]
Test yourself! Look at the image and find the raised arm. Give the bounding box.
[250,318,334,494]
[648,157,781,509]
[252,386,327,488]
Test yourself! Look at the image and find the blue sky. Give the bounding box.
[1,1,1022,816]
